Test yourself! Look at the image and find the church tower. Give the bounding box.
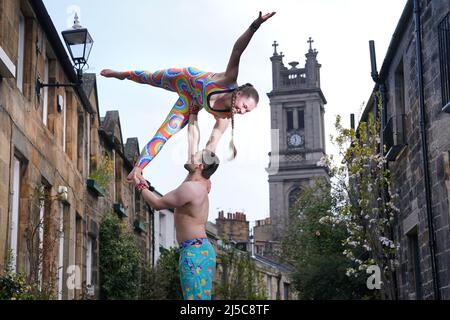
[267,38,328,241]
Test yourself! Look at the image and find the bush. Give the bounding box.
[215,247,266,300]
[99,213,140,299]
[0,251,51,300]
[139,247,182,300]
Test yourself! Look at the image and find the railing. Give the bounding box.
[383,114,407,161]
[439,12,450,112]
[280,68,307,88]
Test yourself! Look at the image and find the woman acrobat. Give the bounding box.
[101,11,276,186]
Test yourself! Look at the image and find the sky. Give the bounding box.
[43,0,407,226]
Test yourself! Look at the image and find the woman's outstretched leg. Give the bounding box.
[102,68,191,93]
[127,97,190,180]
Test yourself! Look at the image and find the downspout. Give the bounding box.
[369,40,387,151]
[413,0,441,300]
[369,41,398,300]
[150,207,155,267]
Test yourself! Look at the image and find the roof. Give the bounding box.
[360,0,413,122]
[81,73,97,98]
[252,254,295,273]
[124,138,139,165]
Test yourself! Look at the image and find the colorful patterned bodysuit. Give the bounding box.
[126,67,237,169]
[179,237,216,300]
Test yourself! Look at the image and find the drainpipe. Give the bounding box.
[369,40,399,300]
[413,0,441,300]
[369,40,387,153]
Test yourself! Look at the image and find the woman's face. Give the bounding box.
[233,94,257,115]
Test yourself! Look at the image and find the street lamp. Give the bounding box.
[36,13,94,97]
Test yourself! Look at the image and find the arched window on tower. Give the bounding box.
[288,187,302,212]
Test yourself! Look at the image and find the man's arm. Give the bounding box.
[205,117,230,153]
[140,183,195,210]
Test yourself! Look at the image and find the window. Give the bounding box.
[62,91,67,152]
[86,237,93,286]
[288,187,301,211]
[384,60,407,161]
[395,59,406,116]
[16,11,25,92]
[134,187,141,215]
[65,91,73,158]
[408,230,423,299]
[266,275,272,298]
[159,213,166,246]
[298,110,305,129]
[86,114,91,175]
[286,110,294,130]
[42,56,49,126]
[114,151,122,202]
[283,282,290,300]
[77,109,85,173]
[38,188,45,287]
[10,157,21,272]
[57,204,66,300]
[38,180,51,288]
[439,12,450,111]
[75,213,83,298]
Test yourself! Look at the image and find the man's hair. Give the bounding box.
[200,150,220,179]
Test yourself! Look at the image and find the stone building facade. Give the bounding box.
[0,0,175,299]
[216,210,249,251]
[212,211,296,300]
[360,0,450,299]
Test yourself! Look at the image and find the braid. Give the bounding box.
[228,83,255,160]
[229,89,238,160]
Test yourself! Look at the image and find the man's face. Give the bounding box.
[184,151,204,173]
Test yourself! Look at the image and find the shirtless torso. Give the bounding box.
[173,179,211,244]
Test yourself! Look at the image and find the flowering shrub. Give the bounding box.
[318,96,400,299]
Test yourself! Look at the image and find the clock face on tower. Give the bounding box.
[287,132,304,148]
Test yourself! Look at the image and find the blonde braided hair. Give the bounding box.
[229,89,237,160]
[229,83,257,160]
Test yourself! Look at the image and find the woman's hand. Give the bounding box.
[126,167,149,188]
[251,11,276,31]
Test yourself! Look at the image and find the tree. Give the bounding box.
[139,247,183,300]
[283,179,376,299]
[99,213,140,299]
[215,245,266,300]
[284,95,400,299]
[320,96,399,299]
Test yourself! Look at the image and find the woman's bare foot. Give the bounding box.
[100,69,127,80]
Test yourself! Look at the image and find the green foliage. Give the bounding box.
[89,153,114,190]
[215,246,266,300]
[283,180,377,299]
[0,271,36,300]
[323,96,400,299]
[99,213,141,299]
[139,247,182,300]
[0,250,54,300]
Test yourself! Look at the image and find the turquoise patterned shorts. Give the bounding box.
[179,238,216,300]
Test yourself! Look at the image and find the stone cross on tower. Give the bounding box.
[272,40,279,55]
[307,37,314,51]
